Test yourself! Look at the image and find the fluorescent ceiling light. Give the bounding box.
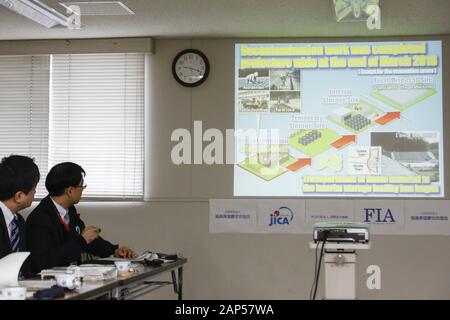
[0,0,71,28]
[59,1,134,16]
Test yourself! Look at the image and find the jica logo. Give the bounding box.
[364,208,396,223]
[269,207,293,227]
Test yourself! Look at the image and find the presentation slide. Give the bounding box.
[234,41,443,197]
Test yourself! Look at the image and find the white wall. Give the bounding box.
[22,35,450,299]
[62,202,450,299]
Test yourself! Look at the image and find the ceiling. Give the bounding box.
[0,0,449,40]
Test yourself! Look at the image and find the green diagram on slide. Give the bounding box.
[288,128,340,157]
[371,88,437,111]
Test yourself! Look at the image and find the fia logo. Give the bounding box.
[364,208,395,223]
[269,207,293,227]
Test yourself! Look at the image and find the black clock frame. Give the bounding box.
[172,49,210,87]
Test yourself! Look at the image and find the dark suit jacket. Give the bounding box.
[26,196,118,275]
[0,208,32,278]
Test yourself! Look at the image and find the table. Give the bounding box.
[27,258,187,300]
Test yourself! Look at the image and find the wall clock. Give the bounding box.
[172,49,210,87]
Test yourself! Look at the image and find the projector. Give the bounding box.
[313,222,369,243]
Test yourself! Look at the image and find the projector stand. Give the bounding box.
[309,242,370,300]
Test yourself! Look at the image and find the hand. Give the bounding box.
[81,226,100,244]
[114,246,135,259]
[184,66,201,73]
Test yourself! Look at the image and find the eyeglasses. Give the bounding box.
[77,184,87,190]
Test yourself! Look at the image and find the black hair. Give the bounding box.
[0,155,40,201]
[46,162,86,197]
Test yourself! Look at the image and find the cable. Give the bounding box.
[312,239,327,300]
[309,241,320,300]
[310,231,329,300]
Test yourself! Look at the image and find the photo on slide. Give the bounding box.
[371,132,440,182]
[269,91,301,113]
[270,69,300,91]
[238,69,270,90]
[238,90,269,112]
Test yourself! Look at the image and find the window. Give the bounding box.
[0,55,50,197]
[0,53,145,199]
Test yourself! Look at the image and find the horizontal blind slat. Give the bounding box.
[0,55,50,198]
[50,53,145,198]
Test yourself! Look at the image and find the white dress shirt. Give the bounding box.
[50,197,70,224]
[0,201,16,239]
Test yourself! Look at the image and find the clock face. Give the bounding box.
[172,49,209,87]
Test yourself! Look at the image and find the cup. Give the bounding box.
[114,260,131,273]
[54,274,81,290]
[0,287,27,300]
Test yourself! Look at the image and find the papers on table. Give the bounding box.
[40,265,118,281]
[19,279,56,290]
[93,251,175,263]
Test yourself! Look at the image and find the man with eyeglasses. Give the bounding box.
[0,155,40,278]
[26,162,135,275]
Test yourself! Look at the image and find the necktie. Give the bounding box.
[9,219,20,252]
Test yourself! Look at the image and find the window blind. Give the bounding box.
[50,53,145,199]
[0,55,50,198]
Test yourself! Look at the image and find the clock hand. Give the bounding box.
[184,66,201,73]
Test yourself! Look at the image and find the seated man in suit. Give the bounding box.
[26,162,135,274]
[0,155,40,278]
